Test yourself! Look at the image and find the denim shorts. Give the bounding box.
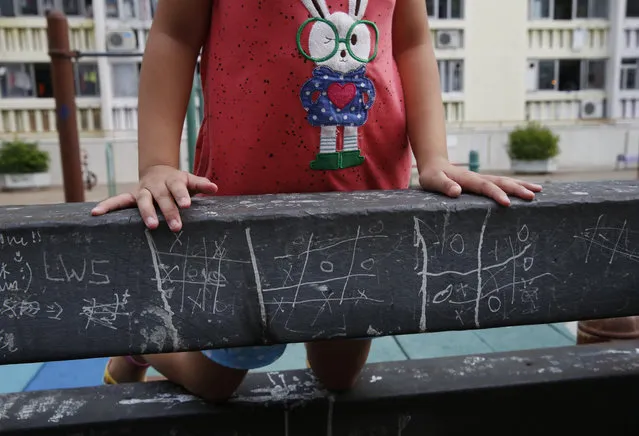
[201,344,287,370]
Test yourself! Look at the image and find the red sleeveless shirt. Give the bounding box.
[193,0,411,196]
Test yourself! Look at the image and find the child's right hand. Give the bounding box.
[91,165,218,232]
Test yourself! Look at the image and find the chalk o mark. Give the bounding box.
[523,257,534,271]
[186,267,199,280]
[433,285,453,304]
[360,258,374,271]
[518,225,529,242]
[368,221,384,234]
[320,261,334,273]
[449,234,465,254]
[488,296,502,313]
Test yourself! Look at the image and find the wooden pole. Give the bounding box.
[46,10,84,203]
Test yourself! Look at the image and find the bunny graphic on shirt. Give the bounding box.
[298,0,378,170]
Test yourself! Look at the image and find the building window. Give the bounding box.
[620,59,638,90]
[106,0,137,19]
[34,63,54,98]
[21,0,39,15]
[112,62,141,97]
[628,1,639,18]
[438,60,463,92]
[0,63,56,98]
[0,64,34,98]
[426,0,463,19]
[528,59,606,91]
[75,63,100,97]
[0,62,99,98]
[0,0,14,15]
[529,0,608,19]
[0,0,92,16]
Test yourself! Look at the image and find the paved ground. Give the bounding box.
[0,167,635,394]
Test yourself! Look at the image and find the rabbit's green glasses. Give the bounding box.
[296,17,379,64]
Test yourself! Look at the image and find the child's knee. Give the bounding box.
[305,339,371,392]
[182,367,247,403]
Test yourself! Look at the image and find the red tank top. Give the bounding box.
[193,0,411,196]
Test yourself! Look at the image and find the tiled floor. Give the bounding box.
[0,324,576,394]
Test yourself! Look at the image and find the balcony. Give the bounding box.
[442,94,465,124]
[0,17,95,62]
[618,90,639,120]
[622,19,639,56]
[527,20,609,58]
[0,98,101,136]
[525,90,607,122]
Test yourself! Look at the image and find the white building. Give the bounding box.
[0,0,638,186]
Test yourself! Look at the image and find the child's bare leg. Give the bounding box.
[305,339,372,392]
[107,352,247,402]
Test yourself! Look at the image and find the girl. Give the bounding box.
[92,0,541,401]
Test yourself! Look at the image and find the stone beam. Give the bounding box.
[0,181,637,364]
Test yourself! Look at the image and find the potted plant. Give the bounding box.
[0,139,51,190]
[507,122,560,174]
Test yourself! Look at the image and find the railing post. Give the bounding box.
[194,74,204,122]
[468,150,480,172]
[46,9,85,203]
[105,142,116,197]
[185,84,198,172]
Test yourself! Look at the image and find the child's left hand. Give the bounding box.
[417,158,542,207]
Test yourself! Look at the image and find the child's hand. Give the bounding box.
[91,165,218,232]
[418,158,542,207]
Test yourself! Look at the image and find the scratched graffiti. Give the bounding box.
[80,290,131,330]
[263,222,389,334]
[145,229,255,316]
[574,214,638,264]
[414,211,557,329]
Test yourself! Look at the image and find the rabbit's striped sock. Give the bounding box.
[343,134,358,151]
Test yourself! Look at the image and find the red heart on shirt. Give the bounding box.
[327,83,356,109]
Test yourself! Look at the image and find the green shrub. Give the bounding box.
[0,139,50,174]
[507,122,560,161]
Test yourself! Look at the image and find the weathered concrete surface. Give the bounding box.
[0,181,638,364]
[1,342,639,435]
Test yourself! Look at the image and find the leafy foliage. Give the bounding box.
[507,122,560,161]
[0,139,50,174]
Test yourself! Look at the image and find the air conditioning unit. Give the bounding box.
[580,99,605,119]
[435,30,462,49]
[106,29,137,52]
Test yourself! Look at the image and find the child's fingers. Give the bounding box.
[135,188,160,229]
[453,170,510,206]
[166,178,192,208]
[91,193,136,216]
[492,177,536,201]
[420,170,461,198]
[186,173,218,195]
[146,186,182,232]
[520,181,543,192]
[484,175,543,193]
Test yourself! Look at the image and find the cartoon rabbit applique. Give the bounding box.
[297,0,378,170]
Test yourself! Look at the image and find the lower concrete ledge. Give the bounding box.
[2,342,639,435]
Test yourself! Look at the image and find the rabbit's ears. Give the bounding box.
[301,0,369,19]
[349,0,369,20]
